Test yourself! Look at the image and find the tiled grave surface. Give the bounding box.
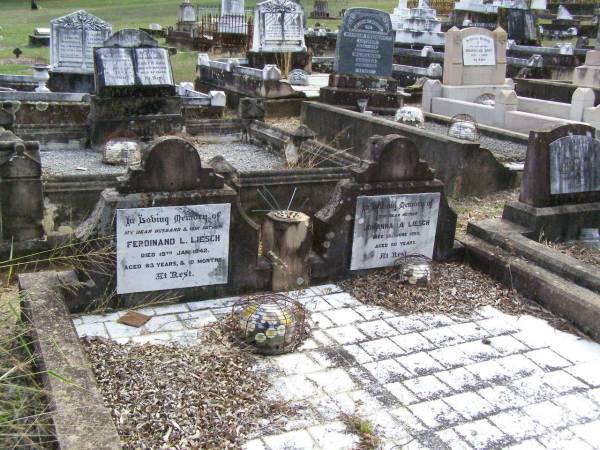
[74,285,600,450]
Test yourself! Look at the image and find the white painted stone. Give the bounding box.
[570,420,600,447]
[497,354,543,378]
[456,340,501,362]
[353,305,395,321]
[307,369,357,394]
[356,320,398,338]
[566,361,600,387]
[323,308,363,326]
[488,334,529,355]
[153,303,191,315]
[326,325,367,345]
[177,310,217,327]
[341,345,373,364]
[307,421,358,449]
[488,409,547,440]
[391,332,436,353]
[421,326,464,347]
[385,382,419,404]
[263,430,314,450]
[396,351,444,376]
[386,316,428,334]
[417,313,456,328]
[404,375,453,400]
[465,360,510,383]
[209,90,226,107]
[435,367,482,391]
[522,400,575,429]
[443,391,496,420]
[361,338,405,360]
[477,385,529,410]
[311,312,334,329]
[428,346,473,369]
[408,398,463,428]
[321,292,361,308]
[525,348,571,370]
[435,428,472,450]
[309,284,342,296]
[363,359,410,384]
[186,296,238,311]
[105,321,144,339]
[143,315,186,333]
[76,321,109,338]
[538,428,594,450]
[273,353,322,376]
[453,419,507,448]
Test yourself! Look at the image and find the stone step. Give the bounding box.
[460,233,600,340]
[468,218,600,295]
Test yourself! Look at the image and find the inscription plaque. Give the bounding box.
[334,8,394,77]
[549,135,600,194]
[350,193,440,270]
[135,48,173,85]
[95,47,173,88]
[96,48,135,86]
[116,204,231,294]
[462,34,496,66]
[252,0,306,52]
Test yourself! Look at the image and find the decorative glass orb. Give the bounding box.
[395,254,433,286]
[395,106,425,128]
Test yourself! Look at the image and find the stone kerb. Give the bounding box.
[442,26,507,86]
[312,134,456,280]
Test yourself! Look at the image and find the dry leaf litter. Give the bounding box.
[83,319,296,450]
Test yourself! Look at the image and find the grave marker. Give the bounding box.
[549,135,600,195]
[50,10,112,72]
[334,7,394,76]
[251,0,306,52]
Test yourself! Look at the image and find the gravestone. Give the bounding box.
[251,0,306,52]
[520,124,600,207]
[313,134,456,279]
[390,0,445,47]
[89,29,182,146]
[501,8,537,45]
[176,1,197,33]
[74,136,264,308]
[443,26,507,86]
[503,123,600,241]
[320,8,405,111]
[49,10,112,93]
[222,0,245,15]
[248,0,310,71]
[218,0,248,34]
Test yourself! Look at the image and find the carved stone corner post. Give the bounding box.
[0,128,44,242]
[262,210,312,292]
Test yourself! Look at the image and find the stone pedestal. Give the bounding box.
[247,51,312,73]
[0,128,44,242]
[319,74,405,112]
[262,210,312,291]
[48,70,95,93]
[573,50,600,89]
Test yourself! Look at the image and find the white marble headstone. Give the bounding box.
[251,0,306,52]
[50,10,112,72]
[462,34,496,66]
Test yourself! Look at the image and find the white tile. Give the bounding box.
[76,311,124,324]
[488,409,547,440]
[308,421,357,449]
[588,387,600,405]
[538,428,594,450]
[454,340,500,362]
[496,354,543,379]
[341,344,373,364]
[408,399,464,428]
[465,360,510,383]
[286,289,315,300]
[506,439,546,450]
[297,338,319,351]
[151,302,190,315]
[453,419,507,448]
[360,338,404,359]
[311,329,334,346]
[542,370,588,395]
[396,352,444,377]
[177,309,217,327]
[353,304,394,321]
[347,390,385,417]
[428,346,473,369]
[263,430,314,450]
[130,332,173,345]
[477,316,520,335]
[311,312,334,329]
[404,375,452,400]
[488,335,529,355]
[385,315,428,334]
[306,369,356,394]
[525,348,571,370]
[385,382,419,405]
[442,391,496,420]
[509,375,555,403]
[321,292,360,308]
[363,358,410,384]
[477,385,529,410]
[435,367,482,392]
[308,284,342,296]
[435,428,472,450]
[326,325,367,345]
[553,393,600,422]
[272,353,323,375]
[308,349,342,369]
[307,395,342,421]
[523,400,575,429]
[76,321,108,338]
[566,361,600,387]
[448,322,490,342]
[416,313,456,328]
[421,326,464,347]
[551,339,600,364]
[169,330,200,346]
[389,406,427,433]
[391,332,436,353]
[570,420,600,447]
[104,321,143,339]
[356,319,398,338]
[143,315,185,333]
[324,307,363,326]
[186,296,237,310]
[297,296,332,312]
[269,375,320,401]
[242,438,267,450]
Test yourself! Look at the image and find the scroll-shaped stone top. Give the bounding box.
[0,127,41,178]
[51,10,111,30]
[118,136,224,193]
[355,134,434,182]
[334,7,394,77]
[103,29,159,48]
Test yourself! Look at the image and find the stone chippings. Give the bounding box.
[193,140,285,172]
[75,284,600,450]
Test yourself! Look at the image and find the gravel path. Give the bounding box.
[40,141,285,177]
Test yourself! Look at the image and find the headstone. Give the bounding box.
[520,124,600,207]
[557,5,573,21]
[350,192,441,270]
[390,0,445,46]
[218,0,248,34]
[50,10,112,72]
[251,0,306,52]
[179,1,197,22]
[334,7,394,76]
[505,8,537,44]
[222,0,245,15]
[443,27,507,86]
[573,50,600,88]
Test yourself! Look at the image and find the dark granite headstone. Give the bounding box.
[520,124,600,207]
[505,9,537,44]
[334,7,394,77]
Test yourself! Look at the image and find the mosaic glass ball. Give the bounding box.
[238,302,297,354]
[448,121,478,142]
